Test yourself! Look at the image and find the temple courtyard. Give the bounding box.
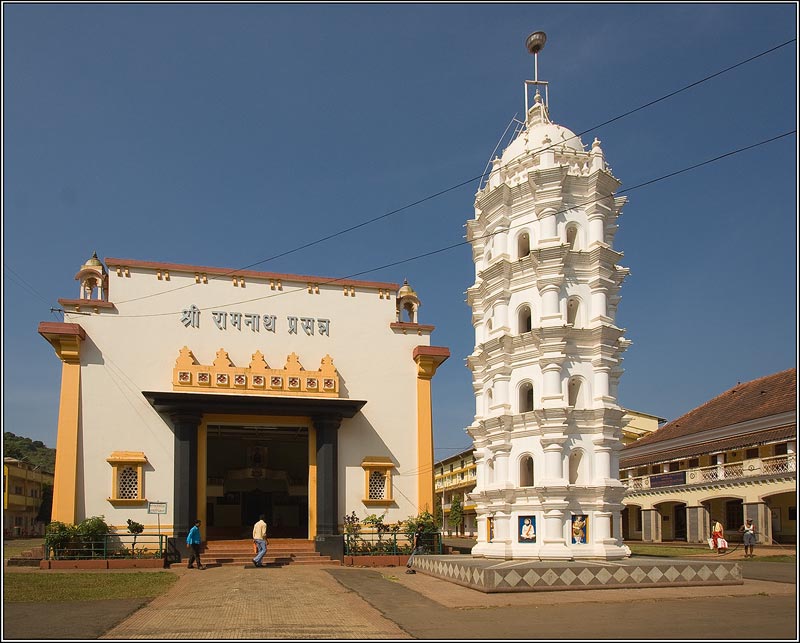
[3,553,796,640]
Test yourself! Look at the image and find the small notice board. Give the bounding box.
[148,502,168,535]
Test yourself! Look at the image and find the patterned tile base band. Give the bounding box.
[411,555,742,593]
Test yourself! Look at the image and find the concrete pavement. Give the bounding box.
[3,558,797,640]
[102,560,797,640]
[100,565,409,639]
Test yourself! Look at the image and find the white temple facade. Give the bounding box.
[466,67,632,560]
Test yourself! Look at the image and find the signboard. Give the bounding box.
[649,471,687,488]
[148,502,168,515]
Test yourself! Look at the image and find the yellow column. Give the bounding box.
[39,323,85,525]
[308,426,317,539]
[412,346,450,514]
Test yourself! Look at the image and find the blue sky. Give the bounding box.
[3,3,797,458]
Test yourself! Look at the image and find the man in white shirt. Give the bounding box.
[252,514,268,567]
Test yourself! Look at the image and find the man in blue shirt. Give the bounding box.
[186,519,206,569]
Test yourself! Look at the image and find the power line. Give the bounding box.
[3,264,62,319]
[110,37,796,308]
[81,129,794,321]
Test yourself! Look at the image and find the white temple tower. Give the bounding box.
[466,32,631,560]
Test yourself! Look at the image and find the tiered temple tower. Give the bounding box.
[466,33,631,560]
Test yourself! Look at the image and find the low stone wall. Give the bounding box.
[40,558,165,570]
[344,555,411,567]
[411,555,743,593]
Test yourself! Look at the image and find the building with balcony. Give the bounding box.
[620,368,796,545]
[434,448,478,536]
[3,458,54,537]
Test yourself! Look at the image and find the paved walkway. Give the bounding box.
[4,559,797,640]
[102,561,796,640]
[100,565,409,639]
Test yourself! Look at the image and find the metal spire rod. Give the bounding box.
[524,31,549,115]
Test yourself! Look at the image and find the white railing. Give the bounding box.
[762,454,796,475]
[623,453,796,491]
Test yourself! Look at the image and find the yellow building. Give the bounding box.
[620,369,796,544]
[434,449,478,536]
[3,458,54,537]
[622,409,665,445]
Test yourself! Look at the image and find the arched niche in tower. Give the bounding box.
[566,296,581,327]
[517,304,532,334]
[566,223,581,250]
[516,230,531,259]
[518,381,534,413]
[568,376,587,409]
[569,448,588,485]
[519,454,534,487]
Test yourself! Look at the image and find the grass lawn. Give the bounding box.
[629,543,711,557]
[4,572,178,603]
[628,543,796,562]
[3,538,45,559]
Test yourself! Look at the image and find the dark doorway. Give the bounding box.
[674,504,687,540]
[206,424,310,539]
[243,489,272,529]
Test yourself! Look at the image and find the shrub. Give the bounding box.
[45,516,111,559]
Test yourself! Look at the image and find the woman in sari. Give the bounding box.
[711,519,727,553]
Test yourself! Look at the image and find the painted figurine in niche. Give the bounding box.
[572,515,588,544]
[519,516,536,542]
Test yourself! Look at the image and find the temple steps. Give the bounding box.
[201,538,340,567]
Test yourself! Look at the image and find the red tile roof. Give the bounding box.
[624,368,796,450]
[620,425,795,468]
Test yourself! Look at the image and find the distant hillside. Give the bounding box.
[3,432,56,473]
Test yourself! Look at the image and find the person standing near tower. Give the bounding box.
[711,518,727,553]
[186,519,206,569]
[252,514,268,567]
[739,519,756,558]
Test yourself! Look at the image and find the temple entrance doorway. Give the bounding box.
[205,423,310,539]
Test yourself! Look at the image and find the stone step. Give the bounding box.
[205,552,318,557]
[204,553,325,562]
[205,543,316,551]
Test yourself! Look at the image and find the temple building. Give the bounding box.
[465,39,632,560]
[38,254,448,556]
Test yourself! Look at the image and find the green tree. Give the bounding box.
[434,504,444,529]
[127,518,145,554]
[449,496,464,535]
[3,431,56,472]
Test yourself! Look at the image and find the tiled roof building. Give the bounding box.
[620,369,796,545]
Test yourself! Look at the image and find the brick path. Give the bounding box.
[100,565,409,639]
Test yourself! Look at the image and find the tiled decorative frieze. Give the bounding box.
[173,347,339,397]
[410,555,742,593]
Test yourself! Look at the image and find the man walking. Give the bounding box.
[405,524,425,574]
[187,519,206,569]
[252,514,268,567]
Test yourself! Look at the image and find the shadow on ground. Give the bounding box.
[3,598,148,640]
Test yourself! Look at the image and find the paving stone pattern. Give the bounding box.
[101,566,409,639]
